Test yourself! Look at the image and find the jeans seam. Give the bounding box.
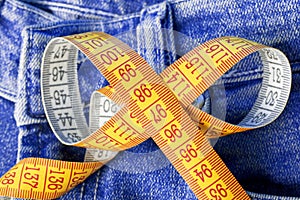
[139,2,168,74]
[247,191,300,200]
[164,3,176,66]
[80,182,85,200]
[16,128,23,163]
[20,0,120,18]
[15,27,47,126]
[6,0,59,21]
[93,171,100,200]
[216,61,299,84]
[221,69,263,79]
[214,70,263,85]
[161,5,171,67]
[0,86,17,102]
[38,127,41,158]
[168,0,189,4]
[23,17,140,32]
[146,1,167,15]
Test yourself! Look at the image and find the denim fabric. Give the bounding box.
[19,0,165,18]
[0,0,59,101]
[0,97,18,173]
[214,71,300,197]
[0,0,300,199]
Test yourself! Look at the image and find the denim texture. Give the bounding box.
[0,0,300,199]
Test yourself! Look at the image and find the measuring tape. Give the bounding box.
[84,89,120,162]
[0,32,291,199]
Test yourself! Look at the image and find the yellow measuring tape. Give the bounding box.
[0,32,291,199]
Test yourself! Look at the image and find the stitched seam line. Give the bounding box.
[19,0,120,18]
[6,0,59,21]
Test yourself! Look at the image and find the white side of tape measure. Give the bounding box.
[84,91,120,162]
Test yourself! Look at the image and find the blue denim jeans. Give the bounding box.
[0,0,300,199]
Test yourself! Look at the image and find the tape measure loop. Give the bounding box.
[0,32,291,199]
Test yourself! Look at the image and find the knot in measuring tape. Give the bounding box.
[0,32,292,199]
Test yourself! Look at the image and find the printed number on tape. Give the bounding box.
[0,32,291,199]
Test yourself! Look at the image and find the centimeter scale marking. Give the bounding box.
[0,32,291,199]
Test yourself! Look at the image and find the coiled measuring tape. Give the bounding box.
[0,32,291,199]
